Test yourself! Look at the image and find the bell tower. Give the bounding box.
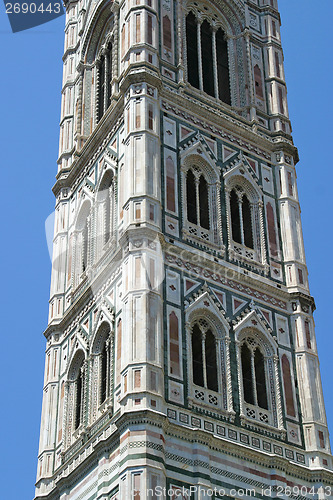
[35,0,333,498]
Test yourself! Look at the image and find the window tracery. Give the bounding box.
[181,154,222,249]
[191,321,218,392]
[63,349,87,449]
[235,326,284,431]
[90,321,114,421]
[185,297,233,414]
[241,339,268,410]
[185,10,231,104]
[96,41,113,123]
[78,5,117,138]
[224,173,267,271]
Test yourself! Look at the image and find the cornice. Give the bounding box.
[160,86,298,162]
[44,247,122,341]
[53,96,124,198]
[290,292,316,312]
[34,409,333,500]
[163,239,291,306]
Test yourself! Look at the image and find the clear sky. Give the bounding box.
[0,1,332,498]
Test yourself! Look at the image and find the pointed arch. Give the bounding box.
[186,297,232,412]
[235,319,283,430]
[68,349,85,382]
[89,317,114,419]
[185,7,232,104]
[181,152,222,247]
[224,169,265,268]
[79,1,116,133]
[65,349,86,441]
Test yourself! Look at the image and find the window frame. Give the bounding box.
[224,170,268,272]
[180,153,223,250]
[235,323,284,433]
[188,318,222,409]
[185,300,233,415]
[184,9,232,105]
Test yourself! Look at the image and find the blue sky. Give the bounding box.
[0,1,332,498]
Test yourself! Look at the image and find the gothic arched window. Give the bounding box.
[90,321,113,421]
[182,157,222,247]
[241,338,268,411]
[63,350,87,448]
[186,169,210,230]
[225,178,267,267]
[230,188,254,249]
[191,322,218,392]
[185,12,231,105]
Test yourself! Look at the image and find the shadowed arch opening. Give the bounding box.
[242,194,253,249]
[186,169,197,225]
[240,337,269,411]
[241,343,254,405]
[68,350,85,431]
[92,321,112,406]
[191,322,218,391]
[199,175,209,229]
[186,12,199,89]
[185,11,231,104]
[254,348,268,409]
[230,189,241,243]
